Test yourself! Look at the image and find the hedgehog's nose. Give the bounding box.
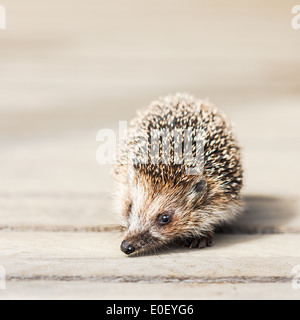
[121,240,135,255]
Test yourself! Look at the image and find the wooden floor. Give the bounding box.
[0,0,300,299]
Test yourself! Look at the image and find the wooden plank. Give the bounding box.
[0,193,118,228]
[0,232,299,280]
[0,232,299,300]
[0,194,299,233]
[1,282,299,300]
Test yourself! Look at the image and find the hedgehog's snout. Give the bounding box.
[121,240,136,255]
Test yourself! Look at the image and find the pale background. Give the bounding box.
[0,0,300,300]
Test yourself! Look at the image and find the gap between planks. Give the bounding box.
[0,225,299,235]
[5,275,293,285]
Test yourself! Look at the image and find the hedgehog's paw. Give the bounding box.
[184,234,213,249]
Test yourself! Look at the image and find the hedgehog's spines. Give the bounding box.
[118,93,243,197]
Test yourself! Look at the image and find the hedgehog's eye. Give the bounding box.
[158,212,173,225]
[161,215,170,224]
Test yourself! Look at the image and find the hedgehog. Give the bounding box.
[114,93,243,256]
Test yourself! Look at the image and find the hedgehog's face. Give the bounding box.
[120,171,209,256]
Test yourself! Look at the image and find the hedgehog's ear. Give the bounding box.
[189,178,207,207]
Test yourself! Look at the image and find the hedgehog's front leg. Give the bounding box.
[184,233,214,249]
